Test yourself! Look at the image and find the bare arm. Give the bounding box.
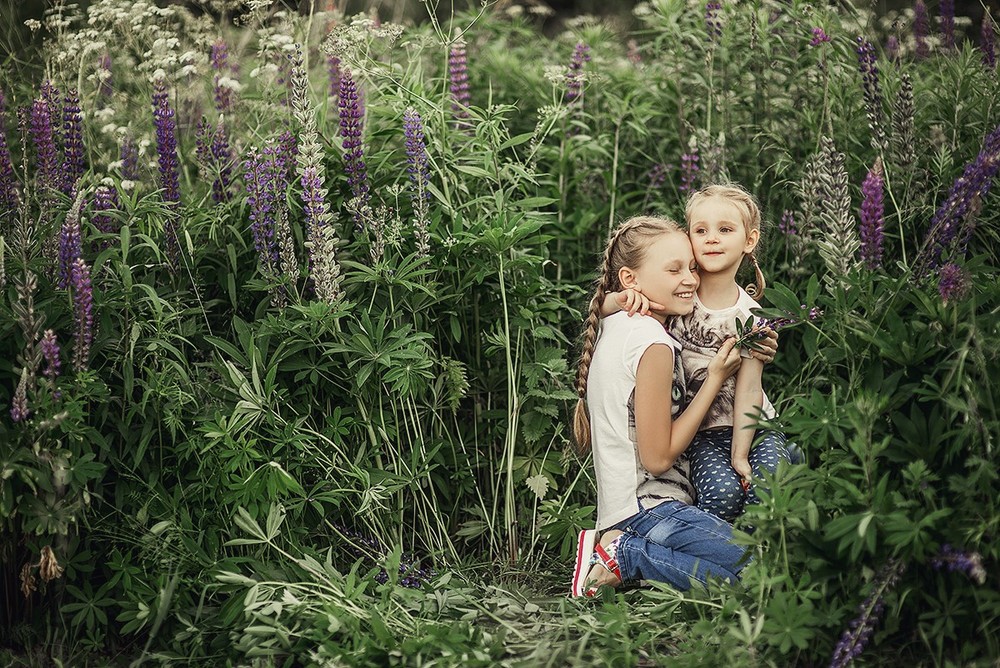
[634,339,742,476]
[600,290,666,318]
[731,357,765,482]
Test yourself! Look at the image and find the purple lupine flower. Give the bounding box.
[242,143,283,273]
[61,89,84,194]
[120,135,139,182]
[810,27,831,46]
[648,163,667,190]
[58,193,83,289]
[70,257,93,372]
[195,116,212,170]
[91,184,119,249]
[680,150,700,193]
[937,263,970,303]
[932,544,986,583]
[98,52,113,99]
[886,35,900,62]
[982,13,996,69]
[327,55,341,99]
[565,42,591,104]
[940,0,955,51]
[705,2,723,41]
[211,38,238,113]
[334,522,436,590]
[152,77,181,264]
[39,80,61,146]
[10,368,29,422]
[276,130,298,180]
[859,159,885,270]
[29,94,59,194]
[914,0,930,58]
[856,37,886,153]
[735,306,822,350]
[338,69,369,209]
[0,88,20,215]
[403,107,431,256]
[917,124,1000,273]
[448,37,471,123]
[211,121,234,203]
[829,560,905,668]
[779,209,797,236]
[40,329,60,384]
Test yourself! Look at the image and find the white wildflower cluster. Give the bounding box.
[322,14,404,65]
[24,19,42,32]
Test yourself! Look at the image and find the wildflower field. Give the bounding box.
[1,0,999,665]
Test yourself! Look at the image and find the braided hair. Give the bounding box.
[685,183,767,298]
[572,216,684,454]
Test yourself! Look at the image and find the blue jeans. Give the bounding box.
[689,429,789,522]
[610,500,749,591]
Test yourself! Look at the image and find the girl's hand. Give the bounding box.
[614,288,665,317]
[732,458,753,487]
[707,338,742,382]
[749,327,778,363]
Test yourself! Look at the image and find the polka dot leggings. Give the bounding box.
[688,429,789,523]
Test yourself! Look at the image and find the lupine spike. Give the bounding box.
[859,159,885,270]
[61,88,84,194]
[403,107,431,257]
[982,13,996,69]
[914,0,930,58]
[814,136,861,288]
[829,560,905,668]
[931,544,987,583]
[890,73,916,171]
[565,42,591,104]
[120,135,140,183]
[152,76,181,265]
[338,69,369,215]
[940,0,956,51]
[810,27,831,47]
[680,148,700,193]
[448,36,471,125]
[97,52,113,99]
[57,189,85,289]
[40,329,60,385]
[211,38,238,113]
[70,257,93,372]
[705,2,723,42]
[916,124,1000,274]
[856,37,886,153]
[11,367,30,422]
[29,93,59,195]
[0,87,20,216]
[91,184,119,250]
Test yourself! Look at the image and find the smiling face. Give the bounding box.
[687,196,759,278]
[618,231,699,321]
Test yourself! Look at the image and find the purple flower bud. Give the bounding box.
[58,197,83,289]
[70,257,93,372]
[705,2,723,41]
[940,0,956,51]
[937,263,970,303]
[886,35,900,62]
[152,77,181,264]
[914,0,930,58]
[40,329,60,383]
[120,135,140,182]
[403,107,431,256]
[779,209,797,236]
[856,37,886,152]
[242,143,283,274]
[931,543,986,583]
[338,69,369,209]
[982,13,996,69]
[810,27,832,47]
[91,184,119,250]
[0,87,20,215]
[859,159,885,270]
[327,55,341,100]
[30,92,59,194]
[448,38,471,124]
[61,89,84,195]
[566,42,591,103]
[680,151,700,193]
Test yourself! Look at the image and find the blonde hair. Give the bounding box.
[572,216,685,453]
[685,183,767,298]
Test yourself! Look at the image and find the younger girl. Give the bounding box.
[571,215,748,596]
[605,185,790,522]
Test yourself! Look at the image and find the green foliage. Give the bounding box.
[1,0,999,665]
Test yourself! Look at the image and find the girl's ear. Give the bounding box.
[744,227,760,254]
[619,265,639,290]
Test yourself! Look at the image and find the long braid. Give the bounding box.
[573,217,681,454]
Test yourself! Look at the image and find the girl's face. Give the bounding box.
[620,231,699,321]
[687,197,759,276]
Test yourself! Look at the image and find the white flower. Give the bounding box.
[24,19,42,31]
[120,179,136,190]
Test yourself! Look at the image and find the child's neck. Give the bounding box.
[697,271,741,310]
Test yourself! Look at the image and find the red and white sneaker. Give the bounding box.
[571,529,597,597]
